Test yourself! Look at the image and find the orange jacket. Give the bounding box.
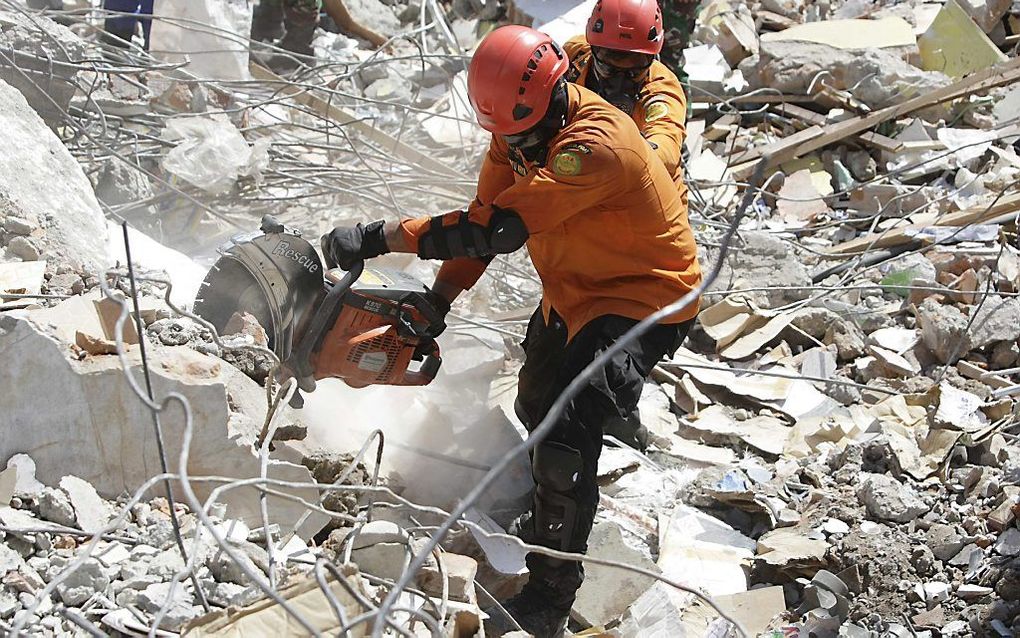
[400,84,701,340]
[563,35,688,194]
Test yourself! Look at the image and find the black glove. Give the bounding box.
[320,220,389,270]
[421,291,451,339]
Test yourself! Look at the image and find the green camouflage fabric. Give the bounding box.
[660,0,701,88]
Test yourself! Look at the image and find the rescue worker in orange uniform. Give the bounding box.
[320,25,701,637]
[563,0,687,193]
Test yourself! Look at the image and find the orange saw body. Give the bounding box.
[194,217,443,399]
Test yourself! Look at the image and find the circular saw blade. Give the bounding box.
[194,227,324,362]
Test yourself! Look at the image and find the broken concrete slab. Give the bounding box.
[55,558,110,607]
[350,541,409,582]
[715,585,787,635]
[0,466,14,508]
[37,486,77,528]
[657,505,754,594]
[755,528,829,576]
[0,261,46,307]
[696,0,759,67]
[417,552,478,603]
[136,582,202,631]
[571,522,659,628]
[1,216,36,237]
[0,78,110,272]
[686,406,790,456]
[926,524,966,562]
[760,17,916,50]
[966,296,1020,350]
[918,0,1007,78]
[344,0,403,38]
[857,473,928,523]
[0,314,323,539]
[914,299,972,364]
[994,527,1020,555]
[59,475,113,534]
[28,290,152,347]
[613,581,688,637]
[742,41,952,118]
[777,168,830,224]
[185,568,370,635]
[706,231,812,308]
[0,9,87,126]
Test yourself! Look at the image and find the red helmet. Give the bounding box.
[467,26,569,135]
[587,0,664,55]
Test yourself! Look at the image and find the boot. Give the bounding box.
[483,588,569,638]
[251,0,285,42]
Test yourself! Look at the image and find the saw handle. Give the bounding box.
[403,340,442,386]
[287,259,365,392]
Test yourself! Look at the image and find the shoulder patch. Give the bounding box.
[645,101,670,122]
[552,151,583,176]
[561,142,592,155]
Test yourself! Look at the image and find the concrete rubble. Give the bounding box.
[0,0,1019,635]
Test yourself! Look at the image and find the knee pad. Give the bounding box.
[531,441,582,493]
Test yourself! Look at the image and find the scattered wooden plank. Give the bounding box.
[825,192,1020,255]
[855,131,902,154]
[249,62,470,194]
[757,10,798,31]
[727,124,824,166]
[773,102,826,127]
[704,113,739,141]
[784,58,1020,162]
[775,103,904,153]
[957,360,1013,390]
[733,57,1020,177]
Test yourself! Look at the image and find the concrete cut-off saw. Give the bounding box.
[194,216,445,402]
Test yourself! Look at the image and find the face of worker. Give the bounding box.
[590,46,654,112]
[502,81,569,160]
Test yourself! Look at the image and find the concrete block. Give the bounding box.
[417,553,478,602]
[59,475,112,533]
[571,523,659,628]
[351,542,408,582]
[0,78,109,271]
[0,314,323,539]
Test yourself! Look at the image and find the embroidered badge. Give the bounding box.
[645,101,669,122]
[552,151,582,176]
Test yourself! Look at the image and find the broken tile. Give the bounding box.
[918,0,1007,78]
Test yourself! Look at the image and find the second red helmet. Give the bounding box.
[587,0,664,56]
[466,25,569,135]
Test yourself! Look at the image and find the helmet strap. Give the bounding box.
[515,79,569,164]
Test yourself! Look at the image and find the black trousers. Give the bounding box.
[514,307,694,608]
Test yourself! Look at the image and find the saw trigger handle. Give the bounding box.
[404,339,442,386]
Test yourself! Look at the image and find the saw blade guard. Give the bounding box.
[194,216,324,364]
